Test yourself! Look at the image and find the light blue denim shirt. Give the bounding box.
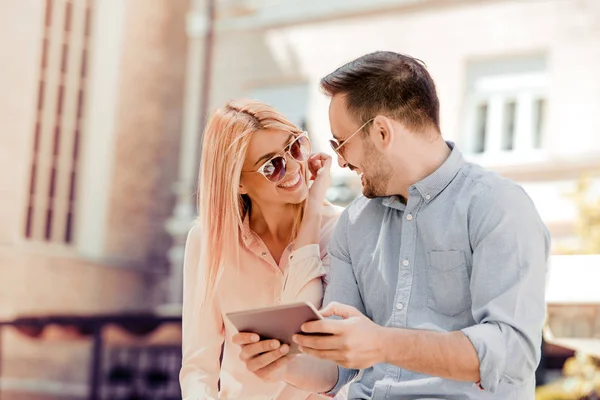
[324,143,550,400]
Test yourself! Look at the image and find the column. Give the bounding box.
[163,0,211,307]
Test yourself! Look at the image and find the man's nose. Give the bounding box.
[336,153,349,168]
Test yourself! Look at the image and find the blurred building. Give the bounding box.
[0,0,189,398]
[208,0,600,250]
[1,0,599,398]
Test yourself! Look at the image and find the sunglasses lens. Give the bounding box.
[263,156,286,182]
[329,140,342,156]
[290,135,310,161]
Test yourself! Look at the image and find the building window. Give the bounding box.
[25,0,92,244]
[463,56,547,157]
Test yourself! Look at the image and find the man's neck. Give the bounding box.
[391,138,451,198]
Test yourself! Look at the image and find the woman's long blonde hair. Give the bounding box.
[196,99,305,307]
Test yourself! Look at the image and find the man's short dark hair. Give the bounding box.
[320,51,440,134]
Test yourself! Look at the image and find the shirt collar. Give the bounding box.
[381,195,407,211]
[381,141,464,209]
[240,212,256,248]
[412,141,465,204]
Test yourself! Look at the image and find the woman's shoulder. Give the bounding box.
[185,221,203,249]
[319,202,345,238]
[321,202,344,221]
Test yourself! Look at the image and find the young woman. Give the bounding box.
[179,99,343,399]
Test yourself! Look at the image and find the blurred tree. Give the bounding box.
[568,174,600,254]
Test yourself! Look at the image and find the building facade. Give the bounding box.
[205,0,600,245]
[0,0,190,397]
[1,0,599,397]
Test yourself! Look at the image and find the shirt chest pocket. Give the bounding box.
[426,250,471,317]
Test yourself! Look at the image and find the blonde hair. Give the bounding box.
[196,99,305,307]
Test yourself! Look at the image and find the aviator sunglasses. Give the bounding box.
[243,132,311,183]
[329,118,374,158]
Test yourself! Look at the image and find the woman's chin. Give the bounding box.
[289,188,309,204]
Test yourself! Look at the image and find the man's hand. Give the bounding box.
[232,332,295,383]
[293,302,385,370]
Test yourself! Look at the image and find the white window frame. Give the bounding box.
[463,58,548,166]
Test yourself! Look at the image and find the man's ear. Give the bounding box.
[370,115,395,151]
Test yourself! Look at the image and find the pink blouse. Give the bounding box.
[180,204,344,400]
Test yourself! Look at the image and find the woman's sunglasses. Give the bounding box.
[243,132,311,183]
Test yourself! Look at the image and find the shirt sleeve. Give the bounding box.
[281,243,326,305]
[281,206,342,305]
[461,183,550,393]
[321,208,364,396]
[179,226,225,400]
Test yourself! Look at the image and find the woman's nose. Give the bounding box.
[284,152,301,175]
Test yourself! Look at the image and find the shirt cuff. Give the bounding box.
[289,244,321,263]
[461,322,505,394]
[323,366,358,397]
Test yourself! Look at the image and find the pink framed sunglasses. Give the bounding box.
[243,132,311,183]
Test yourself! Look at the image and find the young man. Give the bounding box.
[233,51,550,399]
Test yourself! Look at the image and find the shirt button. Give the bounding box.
[402,259,409,267]
[396,302,404,310]
[406,214,413,221]
[261,251,267,257]
[425,194,431,200]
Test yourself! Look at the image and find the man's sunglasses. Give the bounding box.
[329,118,374,158]
[243,132,311,183]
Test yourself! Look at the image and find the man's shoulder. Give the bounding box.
[340,195,388,225]
[460,162,549,249]
[459,161,527,204]
[326,197,384,252]
[459,162,539,223]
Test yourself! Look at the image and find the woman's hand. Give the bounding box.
[306,153,332,212]
[232,333,295,383]
[293,153,331,250]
